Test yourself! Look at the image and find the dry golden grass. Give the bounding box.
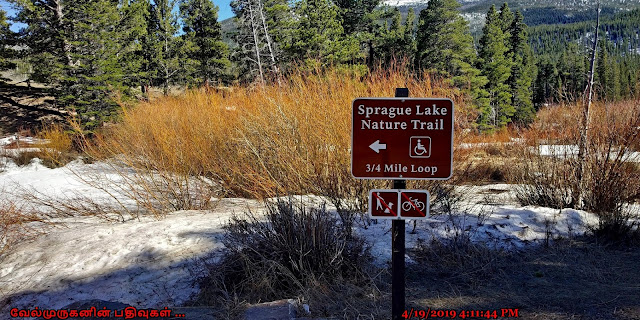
[89,67,471,204]
[35,123,75,168]
[67,65,639,217]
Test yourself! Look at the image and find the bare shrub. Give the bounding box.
[411,237,514,282]
[2,125,75,169]
[0,197,43,258]
[513,147,574,209]
[195,197,382,318]
[74,125,219,219]
[514,100,640,241]
[93,66,469,204]
[35,123,76,168]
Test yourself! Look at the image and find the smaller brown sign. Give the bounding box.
[369,189,430,220]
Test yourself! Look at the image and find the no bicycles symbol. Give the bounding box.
[369,189,430,219]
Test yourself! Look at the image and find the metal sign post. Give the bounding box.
[351,87,454,320]
[392,182,405,320]
[392,88,407,320]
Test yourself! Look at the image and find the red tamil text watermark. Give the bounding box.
[10,306,185,319]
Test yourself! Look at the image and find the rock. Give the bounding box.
[244,299,297,320]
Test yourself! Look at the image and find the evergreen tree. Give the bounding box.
[404,8,416,54]
[609,60,621,100]
[148,0,183,95]
[10,0,127,127]
[416,0,475,78]
[507,10,536,125]
[10,0,73,87]
[119,0,151,97]
[333,0,387,67]
[62,0,127,123]
[595,38,621,101]
[533,56,559,106]
[498,3,514,33]
[284,0,359,65]
[557,43,588,101]
[377,7,415,66]
[595,38,609,100]
[477,5,513,129]
[180,0,231,86]
[0,9,16,81]
[416,0,488,122]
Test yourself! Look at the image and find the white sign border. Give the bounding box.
[351,97,455,180]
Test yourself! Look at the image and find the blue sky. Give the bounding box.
[0,0,235,32]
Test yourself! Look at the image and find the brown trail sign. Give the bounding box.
[352,90,455,320]
[351,98,454,179]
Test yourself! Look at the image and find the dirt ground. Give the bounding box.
[0,83,66,136]
[406,240,640,320]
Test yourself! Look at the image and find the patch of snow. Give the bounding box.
[0,206,247,313]
[0,136,16,147]
[537,144,640,162]
[0,160,138,216]
[382,0,425,6]
[538,144,580,157]
[0,160,602,313]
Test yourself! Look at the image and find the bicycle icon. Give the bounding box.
[410,136,431,158]
[401,197,426,212]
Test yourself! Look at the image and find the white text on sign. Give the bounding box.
[358,104,448,131]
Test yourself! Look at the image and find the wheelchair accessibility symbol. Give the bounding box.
[410,136,431,158]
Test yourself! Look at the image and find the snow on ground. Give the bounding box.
[0,157,601,317]
[362,184,597,265]
[538,144,640,161]
[0,136,47,159]
[0,159,140,217]
[382,0,424,6]
[0,208,236,313]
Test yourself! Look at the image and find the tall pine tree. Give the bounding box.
[119,0,151,97]
[377,8,415,66]
[415,0,476,78]
[11,0,73,88]
[415,0,488,115]
[0,8,15,82]
[595,38,621,101]
[507,10,536,125]
[533,56,559,106]
[333,0,387,68]
[180,0,230,87]
[148,0,182,95]
[11,0,127,127]
[284,0,359,66]
[556,43,588,102]
[478,5,513,130]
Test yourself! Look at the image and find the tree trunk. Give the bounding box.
[53,0,73,68]
[248,0,265,83]
[574,2,600,209]
[256,0,279,75]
